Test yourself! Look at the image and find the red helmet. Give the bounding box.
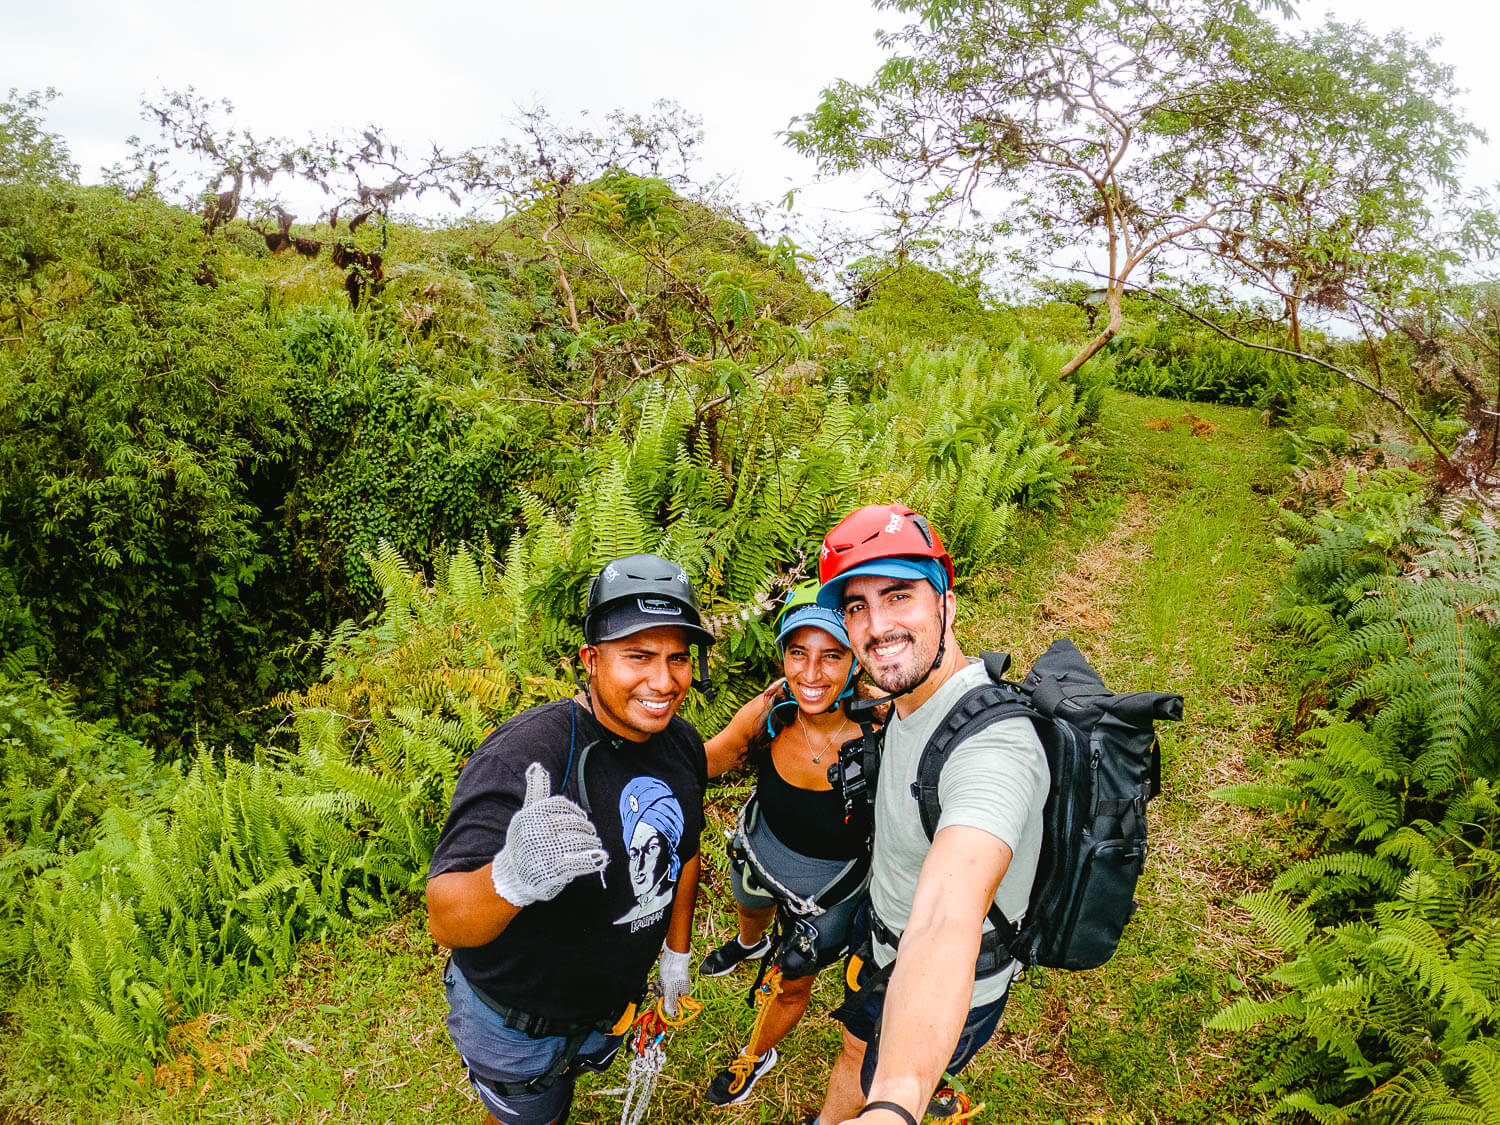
[817,504,955,604]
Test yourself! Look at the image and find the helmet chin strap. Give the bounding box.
[830,661,860,713]
[845,599,948,726]
[692,646,716,703]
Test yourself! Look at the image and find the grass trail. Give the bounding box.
[950,393,1295,1124]
[2,392,1294,1124]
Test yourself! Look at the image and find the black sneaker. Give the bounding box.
[699,934,771,977]
[706,1047,778,1106]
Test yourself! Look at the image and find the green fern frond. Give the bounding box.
[1273,851,1403,898]
[1239,890,1317,952]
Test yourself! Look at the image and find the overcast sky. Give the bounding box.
[5,0,1496,236]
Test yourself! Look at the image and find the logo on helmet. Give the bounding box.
[884,513,904,534]
[637,597,683,617]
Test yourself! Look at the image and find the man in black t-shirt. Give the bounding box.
[427,554,714,1125]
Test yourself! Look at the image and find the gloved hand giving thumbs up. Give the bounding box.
[490,762,609,906]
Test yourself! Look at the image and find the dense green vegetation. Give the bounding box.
[0,93,1110,1095]
[1211,478,1500,1120]
[2,21,1498,1116]
[2,390,1294,1121]
[0,170,820,745]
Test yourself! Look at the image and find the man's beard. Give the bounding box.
[859,620,940,695]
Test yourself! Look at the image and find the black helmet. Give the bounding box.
[582,554,716,698]
[583,554,713,647]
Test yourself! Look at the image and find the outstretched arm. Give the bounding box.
[859,826,1011,1122]
[704,681,783,778]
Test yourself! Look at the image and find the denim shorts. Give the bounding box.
[443,959,623,1125]
[836,942,1011,1091]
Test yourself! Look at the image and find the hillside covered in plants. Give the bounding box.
[3,0,1500,1113]
[1,87,1112,1090]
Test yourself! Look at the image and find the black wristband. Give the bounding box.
[859,1102,919,1125]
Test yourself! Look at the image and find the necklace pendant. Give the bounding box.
[798,710,839,766]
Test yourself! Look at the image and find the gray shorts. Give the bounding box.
[731,815,866,978]
[442,959,622,1125]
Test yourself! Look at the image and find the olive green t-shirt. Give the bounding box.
[869,659,1049,1007]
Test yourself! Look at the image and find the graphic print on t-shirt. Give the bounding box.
[615,775,684,931]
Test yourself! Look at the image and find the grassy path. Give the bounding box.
[948,391,1294,1124]
[6,392,1293,1125]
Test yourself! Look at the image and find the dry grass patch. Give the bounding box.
[1178,411,1221,438]
[976,493,1155,659]
[1037,493,1152,642]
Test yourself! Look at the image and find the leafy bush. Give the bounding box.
[1111,320,1308,412]
[274,302,545,604]
[0,656,165,972]
[0,183,310,743]
[0,605,481,1075]
[1213,498,1500,1121]
[864,342,1089,573]
[844,259,1021,349]
[0,166,838,746]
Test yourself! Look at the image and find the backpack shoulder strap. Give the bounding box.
[911,678,1034,842]
[909,666,1037,961]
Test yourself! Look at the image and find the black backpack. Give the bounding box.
[840,639,1183,972]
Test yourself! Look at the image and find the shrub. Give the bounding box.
[1214,500,1500,1121]
[1110,320,1309,411]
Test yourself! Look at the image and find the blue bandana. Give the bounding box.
[815,556,949,609]
[618,776,683,880]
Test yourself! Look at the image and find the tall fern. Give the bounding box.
[1213,502,1500,1120]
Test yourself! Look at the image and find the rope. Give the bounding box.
[654,995,703,1027]
[732,802,826,917]
[618,1042,663,1125]
[743,965,783,1058]
[715,965,785,1104]
[617,995,703,1125]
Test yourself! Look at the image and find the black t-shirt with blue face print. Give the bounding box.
[429,700,706,1024]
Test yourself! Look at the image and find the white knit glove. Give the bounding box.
[658,946,692,1016]
[490,762,608,907]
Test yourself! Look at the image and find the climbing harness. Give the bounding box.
[730,800,822,917]
[728,796,868,920]
[730,796,868,1008]
[614,994,702,1125]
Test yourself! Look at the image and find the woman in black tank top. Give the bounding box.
[698,583,866,1106]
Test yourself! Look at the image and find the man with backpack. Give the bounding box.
[426,554,713,1125]
[791,504,1051,1125]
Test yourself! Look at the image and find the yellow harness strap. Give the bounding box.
[845,953,865,991]
[608,1002,638,1037]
